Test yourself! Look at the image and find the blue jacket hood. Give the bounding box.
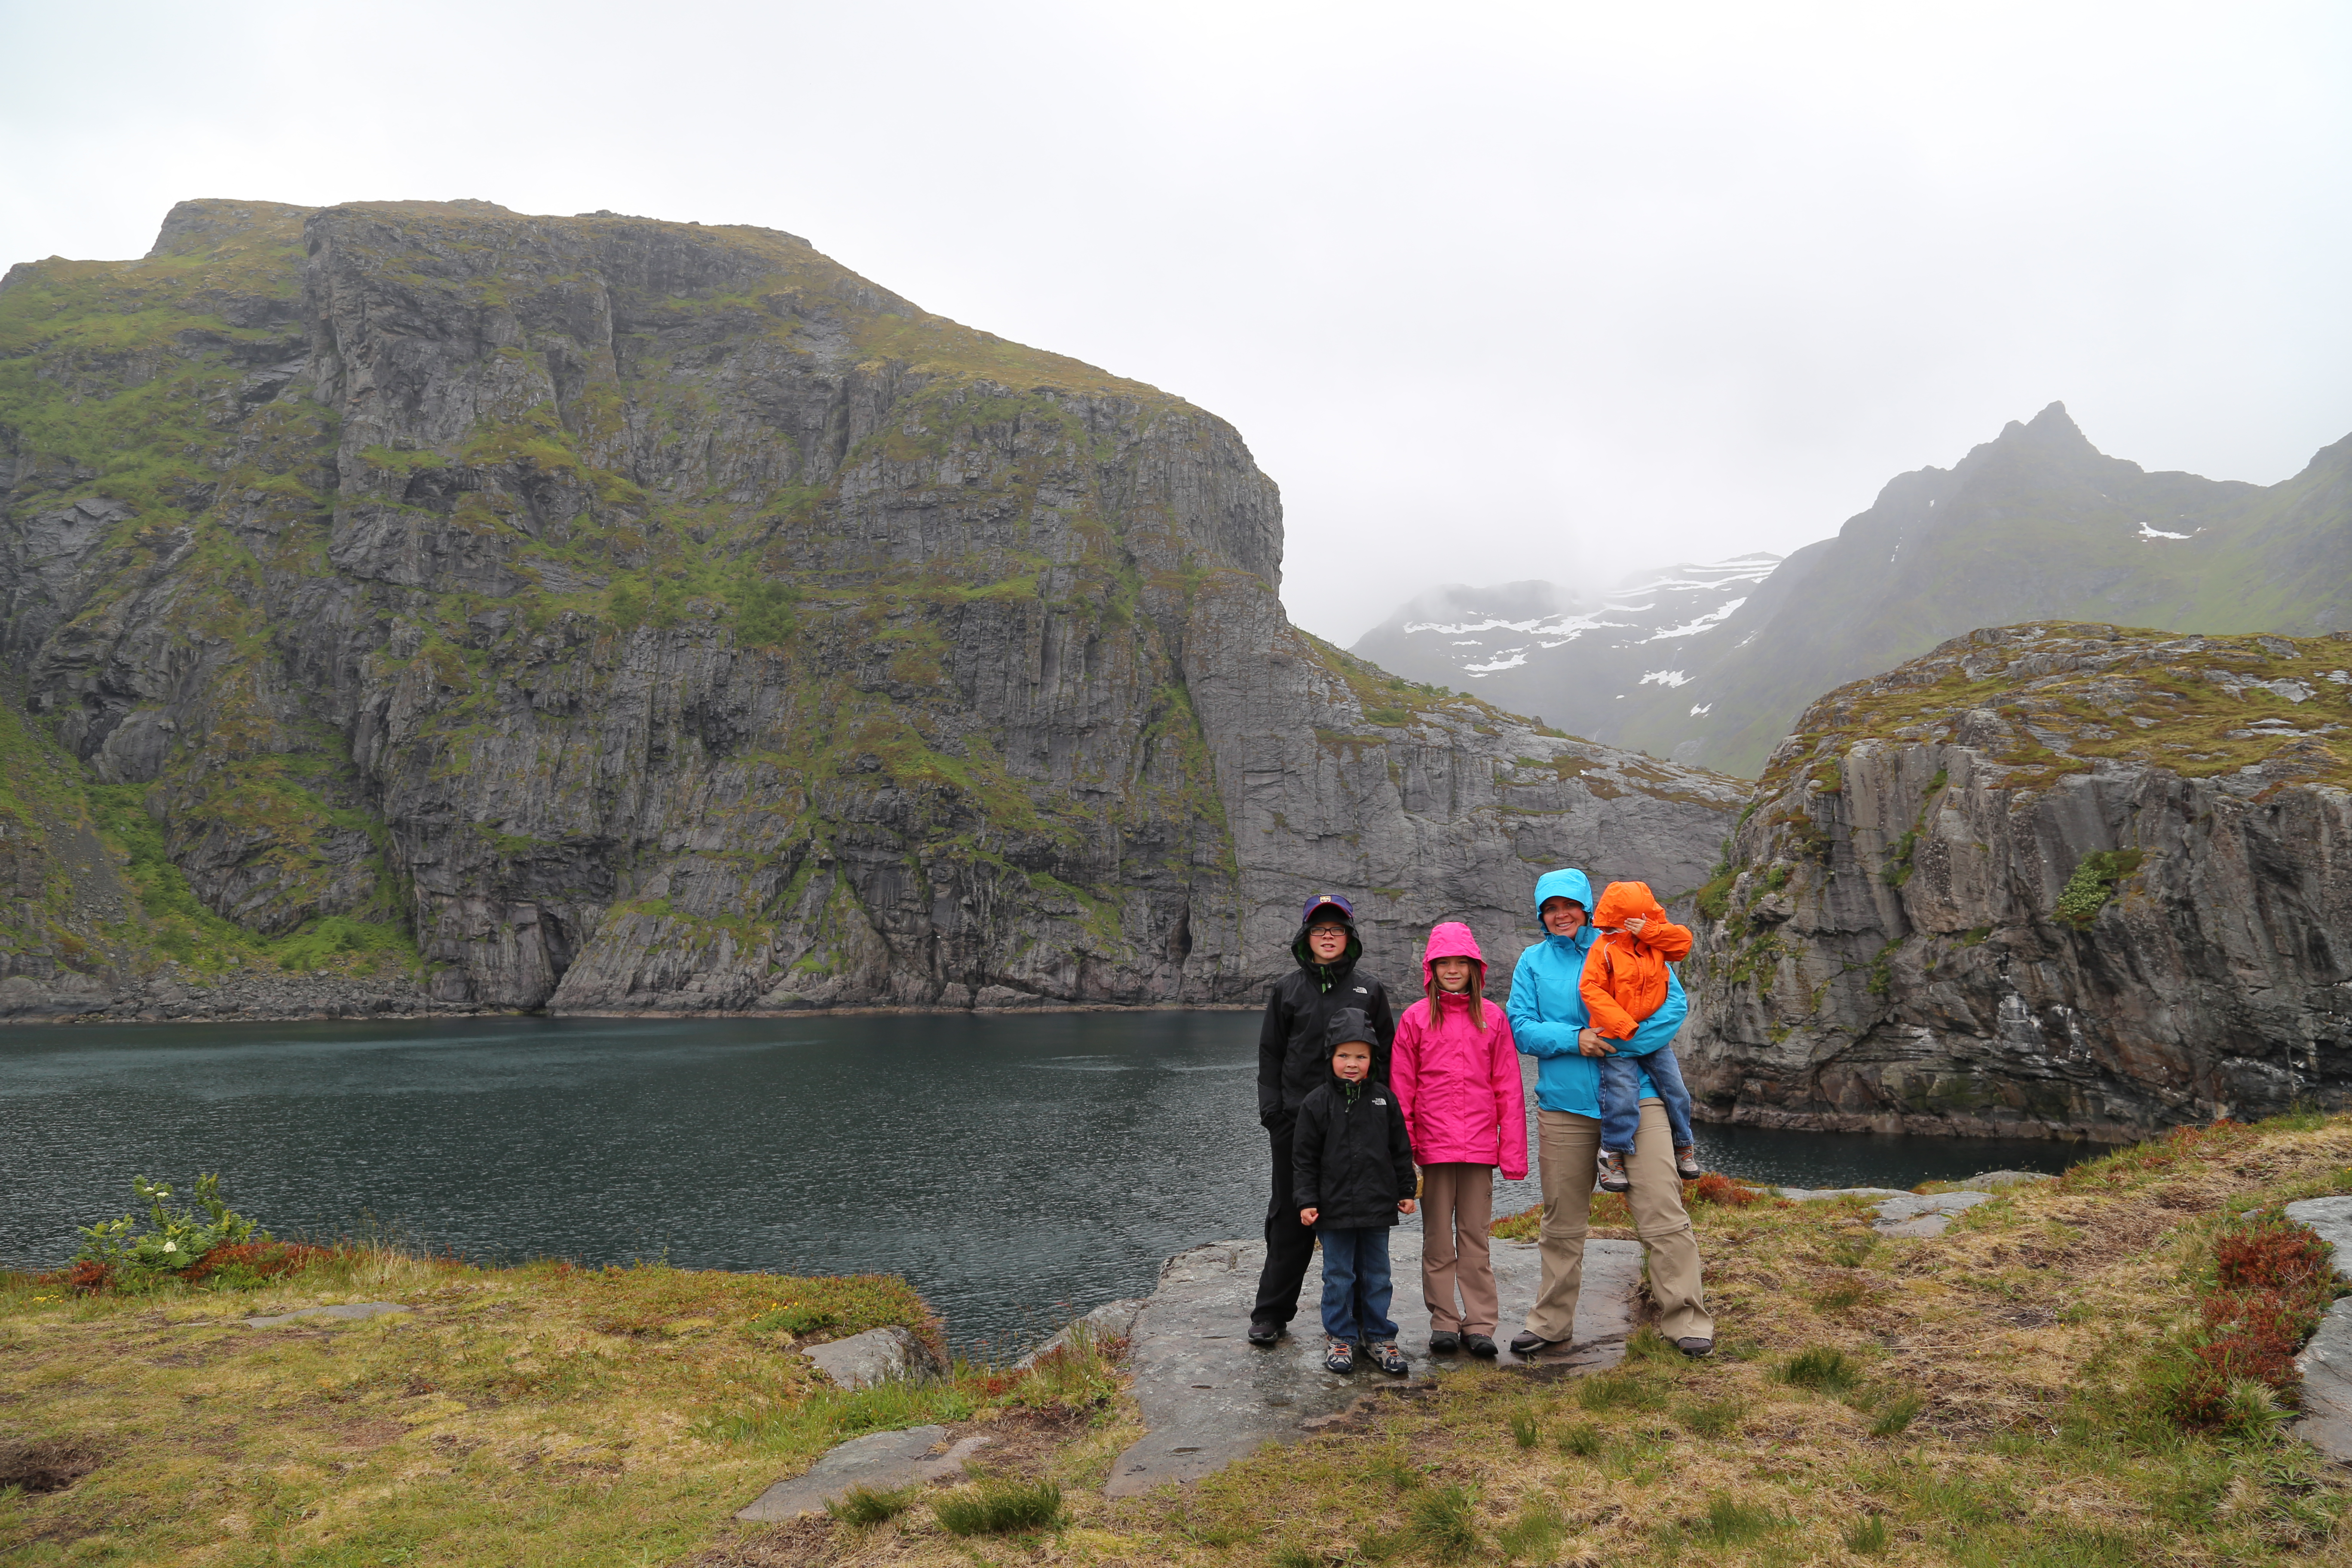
[1532,867,1596,956]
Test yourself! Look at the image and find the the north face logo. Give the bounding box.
[1354,986,1368,993]
[1373,1098,1387,1106]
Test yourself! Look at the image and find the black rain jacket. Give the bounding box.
[1291,1012,1418,1231]
[1257,916,1396,1130]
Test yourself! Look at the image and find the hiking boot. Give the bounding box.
[1596,1150,1632,1193]
[1246,1320,1285,1346]
[1324,1339,1356,1374]
[1510,1330,1562,1355]
[1675,1146,1704,1181]
[1462,1333,1498,1358]
[1426,1330,1462,1354]
[1370,1341,1409,1375]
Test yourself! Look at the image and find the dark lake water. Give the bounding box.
[0,1013,2092,1353]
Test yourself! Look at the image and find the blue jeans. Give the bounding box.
[1598,1044,1695,1155]
[1318,1228,1398,1344]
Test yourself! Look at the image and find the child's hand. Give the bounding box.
[1299,1207,1318,1226]
[1398,1198,1417,1215]
[1621,915,1646,936]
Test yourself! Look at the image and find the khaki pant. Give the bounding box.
[1524,1101,1714,1344]
[1418,1163,1497,1335]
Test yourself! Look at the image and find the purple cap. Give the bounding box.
[1301,894,1355,925]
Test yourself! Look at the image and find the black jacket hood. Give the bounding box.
[1291,916,1363,989]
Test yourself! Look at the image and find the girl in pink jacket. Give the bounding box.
[1389,922,1527,1356]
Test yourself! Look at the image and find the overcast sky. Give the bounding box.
[6,1,2347,644]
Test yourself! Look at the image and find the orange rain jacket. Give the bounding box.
[1577,881,1693,1042]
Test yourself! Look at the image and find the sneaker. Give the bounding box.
[1246,1320,1284,1346]
[1596,1150,1632,1193]
[1324,1339,1355,1374]
[1462,1332,1498,1358]
[1675,1146,1704,1181]
[1371,1341,1409,1375]
[1426,1331,1462,1354]
[1509,1330,1562,1355]
[1675,1336,1715,1357]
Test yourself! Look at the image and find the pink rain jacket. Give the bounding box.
[1389,922,1528,1179]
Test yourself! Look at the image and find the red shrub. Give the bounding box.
[1687,1172,1766,1207]
[58,1260,110,1295]
[2168,1214,2339,1429]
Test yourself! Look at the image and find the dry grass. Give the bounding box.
[0,1246,1049,1566]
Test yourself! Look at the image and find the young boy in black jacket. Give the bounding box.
[1294,1008,1418,1375]
[1251,894,1399,1344]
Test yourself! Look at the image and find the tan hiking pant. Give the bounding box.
[1418,1163,1497,1335]
[1523,1101,1714,1344]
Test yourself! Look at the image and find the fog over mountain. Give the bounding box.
[1350,554,1782,742]
[1365,404,2352,775]
[4,3,2347,647]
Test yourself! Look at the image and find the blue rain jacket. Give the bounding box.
[1508,867,1685,1115]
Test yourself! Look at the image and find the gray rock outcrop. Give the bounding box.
[1684,623,2352,1142]
[0,199,1742,1018]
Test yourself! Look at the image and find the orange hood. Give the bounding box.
[1592,881,1666,930]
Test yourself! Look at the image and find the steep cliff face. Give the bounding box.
[1683,623,2352,1140]
[0,199,1741,1019]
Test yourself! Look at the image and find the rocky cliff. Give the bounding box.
[1682,622,2352,1140]
[0,199,1743,1020]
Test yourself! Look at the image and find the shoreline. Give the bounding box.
[0,999,1266,1029]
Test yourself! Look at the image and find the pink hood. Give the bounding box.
[1420,920,1486,989]
[1390,922,1527,1179]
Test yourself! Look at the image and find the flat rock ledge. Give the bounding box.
[241,1302,410,1328]
[1106,1228,1643,1497]
[2286,1197,2352,1463]
[736,1427,993,1522]
[1775,1186,2003,1238]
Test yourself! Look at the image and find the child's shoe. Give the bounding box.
[1370,1341,1409,1375]
[1675,1146,1704,1181]
[1324,1339,1355,1374]
[1596,1150,1632,1193]
[1426,1330,1461,1354]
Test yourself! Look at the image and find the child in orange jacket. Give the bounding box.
[1579,881,1704,1193]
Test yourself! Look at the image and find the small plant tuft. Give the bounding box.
[1693,1495,1780,1546]
[1869,1391,1925,1436]
[825,1482,915,1525]
[1496,1502,1566,1562]
[1675,1396,1744,1438]
[1508,1407,1540,1448]
[932,1476,1064,1536]
[1843,1513,1892,1554]
[1409,1483,1481,1562]
[1556,1421,1605,1457]
[1782,1345,1861,1394]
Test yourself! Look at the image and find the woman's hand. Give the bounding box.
[1299,1207,1318,1226]
[1398,1198,1417,1215]
[1578,1027,1617,1057]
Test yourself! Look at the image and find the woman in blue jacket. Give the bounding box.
[1505,867,1715,1356]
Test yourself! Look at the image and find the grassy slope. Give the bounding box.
[14,1115,2352,1565]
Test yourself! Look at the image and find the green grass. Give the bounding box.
[1781,1344,1862,1394]
[932,1476,1065,1536]
[826,1482,917,1525]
